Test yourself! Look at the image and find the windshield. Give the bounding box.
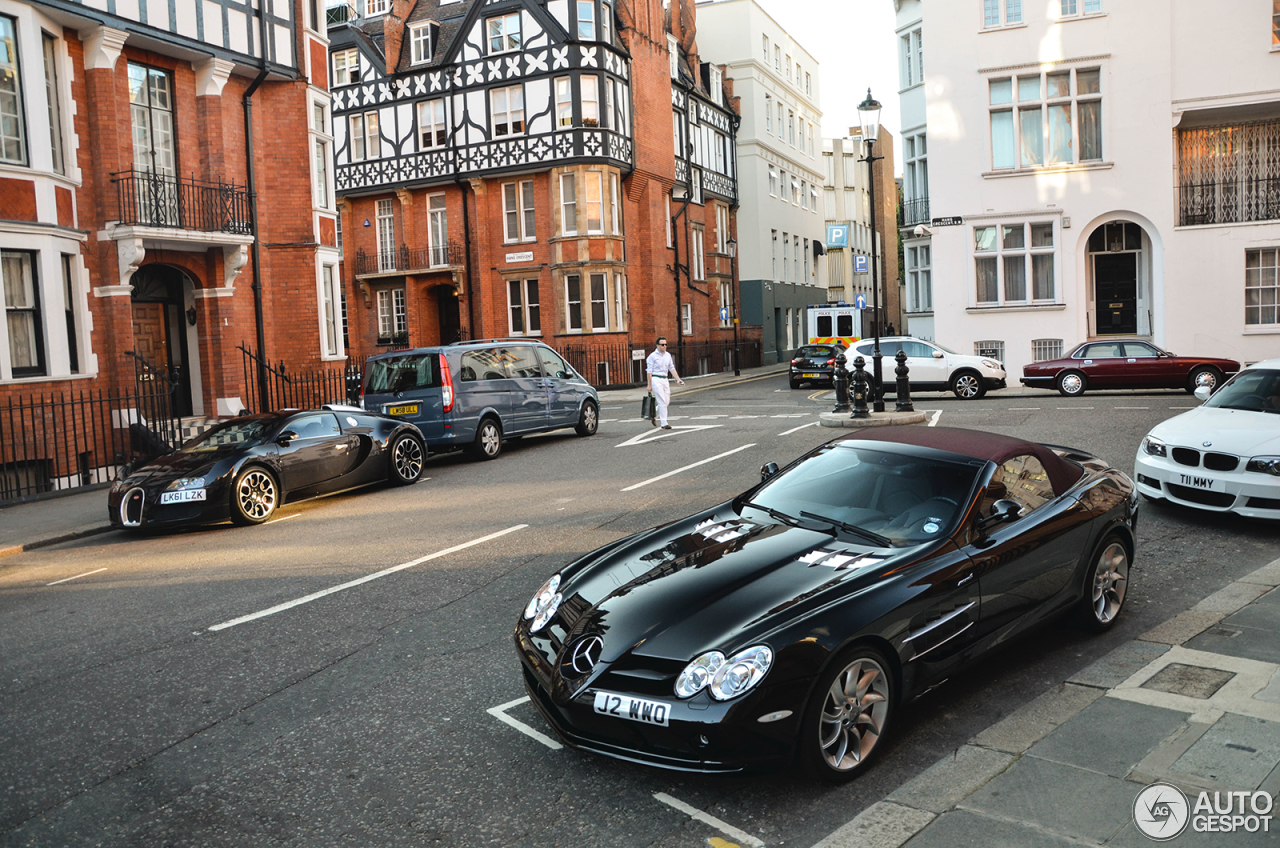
[933,341,960,355]
[746,444,981,546]
[1203,368,1280,414]
[365,353,440,394]
[180,418,277,453]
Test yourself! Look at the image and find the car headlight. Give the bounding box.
[676,645,773,700]
[674,651,725,698]
[523,574,562,633]
[1246,456,1280,476]
[165,477,205,491]
[981,359,1001,370]
[1143,436,1167,457]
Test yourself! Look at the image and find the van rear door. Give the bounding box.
[362,352,445,440]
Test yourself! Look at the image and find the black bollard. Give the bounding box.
[832,352,851,413]
[894,349,915,412]
[850,356,871,419]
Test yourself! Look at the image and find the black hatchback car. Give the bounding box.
[789,344,846,389]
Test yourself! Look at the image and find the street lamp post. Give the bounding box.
[858,88,886,413]
[727,236,740,376]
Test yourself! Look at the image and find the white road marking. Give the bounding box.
[487,696,563,750]
[208,525,528,631]
[653,793,765,848]
[730,415,764,419]
[1008,407,1041,411]
[622,444,756,492]
[598,418,618,423]
[770,413,807,418]
[1169,406,1195,409]
[1116,406,1149,410]
[616,424,724,447]
[266,514,300,524]
[689,414,729,419]
[1056,407,1095,410]
[47,568,107,586]
[927,410,942,427]
[778,421,819,436]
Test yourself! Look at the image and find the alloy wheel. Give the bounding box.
[237,470,276,521]
[953,374,981,399]
[577,403,598,436]
[1193,369,1218,390]
[1092,541,1129,624]
[1060,372,1085,396]
[393,436,423,481]
[481,423,501,456]
[818,656,890,772]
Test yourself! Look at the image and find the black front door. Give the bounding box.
[1094,254,1137,335]
[130,265,193,417]
[436,285,461,344]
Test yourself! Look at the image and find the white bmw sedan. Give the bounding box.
[1134,358,1280,519]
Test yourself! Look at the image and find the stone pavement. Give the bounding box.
[815,557,1280,848]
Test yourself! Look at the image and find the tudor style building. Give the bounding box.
[326,0,748,381]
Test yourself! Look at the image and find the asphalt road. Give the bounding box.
[2,376,1278,848]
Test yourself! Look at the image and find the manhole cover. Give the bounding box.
[1142,663,1236,699]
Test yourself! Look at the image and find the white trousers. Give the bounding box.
[650,376,671,425]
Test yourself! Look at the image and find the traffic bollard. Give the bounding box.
[894,349,915,412]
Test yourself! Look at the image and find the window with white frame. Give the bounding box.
[1032,338,1063,361]
[798,121,804,153]
[366,0,387,16]
[803,238,809,280]
[2,251,43,377]
[321,264,341,356]
[1246,248,1279,326]
[809,184,818,211]
[332,49,358,86]
[488,13,521,53]
[348,111,380,161]
[983,0,1022,27]
[61,255,79,373]
[336,208,343,252]
[376,287,406,340]
[614,272,626,328]
[903,132,928,223]
[502,180,535,243]
[692,227,705,280]
[762,34,769,61]
[428,194,448,266]
[785,54,791,80]
[768,164,777,196]
[491,85,524,136]
[774,45,780,71]
[565,274,583,331]
[782,232,789,282]
[906,243,932,311]
[576,0,595,39]
[777,101,784,138]
[795,62,801,84]
[508,278,541,335]
[793,235,800,282]
[610,173,621,234]
[672,111,682,156]
[771,230,778,280]
[800,179,808,210]
[805,72,811,97]
[719,280,731,327]
[900,27,922,88]
[681,302,692,335]
[410,24,432,64]
[560,173,578,235]
[764,94,772,133]
[418,99,446,149]
[585,171,603,233]
[581,75,599,126]
[716,204,728,252]
[790,175,800,205]
[668,34,678,77]
[554,76,573,128]
[589,272,608,330]
[691,169,702,204]
[376,198,396,271]
[709,66,722,105]
[808,122,815,156]
[602,0,611,43]
[610,78,628,132]
[989,68,1101,169]
[665,193,672,247]
[312,101,331,210]
[788,111,795,145]
[42,35,64,174]
[973,221,1055,304]
[1060,0,1102,18]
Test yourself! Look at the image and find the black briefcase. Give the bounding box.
[640,392,656,421]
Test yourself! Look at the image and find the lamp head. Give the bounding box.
[858,88,882,143]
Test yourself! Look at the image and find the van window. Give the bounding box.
[365,353,440,393]
[538,347,575,380]
[836,314,854,336]
[460,348,509,382]
[816,315,832,336]
[501,346,544,378]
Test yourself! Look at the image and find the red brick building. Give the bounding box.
[0,0,335,496]
[327,0,757,383]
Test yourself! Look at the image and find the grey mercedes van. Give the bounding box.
[360,340,599,460]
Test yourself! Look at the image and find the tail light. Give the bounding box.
[790,358,800,366]
[440,353,455,412]
[827,358,836,365]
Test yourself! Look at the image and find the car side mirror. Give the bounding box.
[978,499,1022,530]
[932,351,944,359]
[276,430,299,445]
[1194,385,1212,402]
[760,462,780,482]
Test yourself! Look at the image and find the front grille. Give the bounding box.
[1172,447,1200,467]
[1246,496,1280,510]
[1168,484,1235,507]
[1204,453,1239,472]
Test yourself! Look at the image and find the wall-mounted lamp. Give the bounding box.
[186,305,198,326]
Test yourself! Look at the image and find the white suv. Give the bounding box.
[845,337,1007,400]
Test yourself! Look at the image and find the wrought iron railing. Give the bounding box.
[325,0,356,24]
[126,350,183,452]
[1178,178,1280,226]
[112,169,251,234]
[354,242,465,275]
[239,343,362,413]
[901,197,931,226]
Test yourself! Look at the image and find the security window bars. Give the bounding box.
[989,67,1101,170]
[332,49,358,86]
[1032,339,1063,361]
[410,24,431,65]
[349,112,379,161]
[43,35,64,174]
[488,13,521,54]
[491,85,524,136]
[560,173,577,235]
[973,222,1055,304]
[1178,120,1280,226]
[418,99,446,149]
[2,250,44,377]
[502,180,535,243]
[973,340,1005,361]
[508,278,541,335]
[1246,248,1279,325]
[0,16,23,165]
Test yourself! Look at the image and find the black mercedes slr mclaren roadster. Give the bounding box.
[108,406,425,530]
[515,427,1136,781]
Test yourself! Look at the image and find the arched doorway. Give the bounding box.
[1086,221,1151,337]
[130,264,198,417]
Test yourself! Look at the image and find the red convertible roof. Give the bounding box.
[839,426,1085,496]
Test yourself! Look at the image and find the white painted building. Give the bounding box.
[894,0,1280,378]
[696,0,826,363]
[822,134,883,310]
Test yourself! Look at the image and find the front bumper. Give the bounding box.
[1021,375,1056,389]
[1133,451,1280,519]
[984,376,1008,390]
[107,485,232,529]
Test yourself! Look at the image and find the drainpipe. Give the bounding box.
[243,1,272,410]
[455,176,475,340]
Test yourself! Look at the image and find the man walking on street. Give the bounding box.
[645,337,684,429]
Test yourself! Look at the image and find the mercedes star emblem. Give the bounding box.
[570,635,605,674]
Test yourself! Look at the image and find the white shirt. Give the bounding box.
[646,349,675,377]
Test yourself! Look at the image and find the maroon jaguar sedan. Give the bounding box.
[1021,341,1240,397]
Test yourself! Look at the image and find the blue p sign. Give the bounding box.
[854,254,869,274]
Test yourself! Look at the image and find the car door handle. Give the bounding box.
[957,573,975,587]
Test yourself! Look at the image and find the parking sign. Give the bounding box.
[854,254,869,274]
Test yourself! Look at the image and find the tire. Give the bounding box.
[1076,534,1130,632]
[951,370,985,400]
[790,378,802,390]
[470,417,502,461]
[1186,366,1222,394]
[231,466,278,526]
[388,433,424,485]
[575,400,599,437]
[801,645,894,783]
[1057,371,1088,397]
